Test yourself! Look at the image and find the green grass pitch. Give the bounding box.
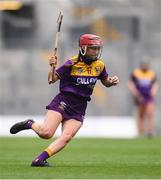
[0,137,161,179]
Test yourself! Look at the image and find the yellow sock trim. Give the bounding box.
[45,148,54,157]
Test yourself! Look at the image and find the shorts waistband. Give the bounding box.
[61,91,89,101]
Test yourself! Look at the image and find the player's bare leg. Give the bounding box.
[10,110,62,139]
[145,102,154,137]
[31,119,82,167]
[31,110,62,139]
[46,119,82,153]
[136,105,145,136]
[10,110,63,167]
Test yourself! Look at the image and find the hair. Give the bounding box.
[64,53,81,67]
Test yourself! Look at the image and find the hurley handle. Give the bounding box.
[48,12,63,84]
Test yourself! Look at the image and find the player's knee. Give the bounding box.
[40,129,53,139]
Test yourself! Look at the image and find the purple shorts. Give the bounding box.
[46,92,88,122]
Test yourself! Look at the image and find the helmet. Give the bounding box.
[79,34,103,49]
[79,34,103,62]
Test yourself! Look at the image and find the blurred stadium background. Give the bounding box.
[0,0,161,136]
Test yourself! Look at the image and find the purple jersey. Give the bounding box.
[56,55,108,101]
[131,68,156,99]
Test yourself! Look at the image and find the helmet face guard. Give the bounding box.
[79,34,103,60]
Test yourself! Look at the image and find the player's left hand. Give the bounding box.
[108,76,119,86]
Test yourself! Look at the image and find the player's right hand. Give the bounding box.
[49,56,57,67]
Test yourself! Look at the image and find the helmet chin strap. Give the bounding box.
[79,46,87,56]
[98,47,103,59]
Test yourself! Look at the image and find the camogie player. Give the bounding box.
[10,34,119,167]
[128,59,158,137]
